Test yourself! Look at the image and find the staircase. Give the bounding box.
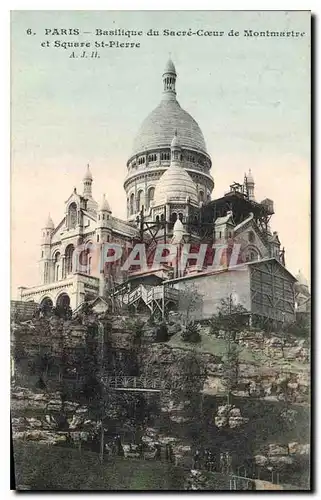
[112,283,179,315]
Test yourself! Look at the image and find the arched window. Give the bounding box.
[40,297,53,316]
[65,244,74,275]
[54,252,61,282]
[68,202,77,229]
[160,213,165,222]
[130,193,135,215]
[178,213,184,222]
[147,187,155,209]
[155,215,160,223]
[56,293,70,311]
[137,190,144,212]
[161,152,170,161]
[171,212,177,223]
[199,191,204,203]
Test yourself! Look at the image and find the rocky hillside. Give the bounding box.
[11,312,310,489]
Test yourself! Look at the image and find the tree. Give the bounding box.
[209,296,247,404]
[154,321,170,342]
[178,285,203,326]
[181,321,201,344]
[209,296,248,341]
[123,317,145,347]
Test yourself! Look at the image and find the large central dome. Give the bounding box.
[132,59,207,156]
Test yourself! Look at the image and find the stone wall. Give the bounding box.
[11,300,38,321]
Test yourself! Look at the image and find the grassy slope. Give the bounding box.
[13,441,186,491]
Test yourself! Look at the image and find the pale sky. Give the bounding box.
[11,10,310,296]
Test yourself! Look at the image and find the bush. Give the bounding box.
[181,321,201,344]
[155,322,169,342]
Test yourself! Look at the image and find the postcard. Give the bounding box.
[11,10,311,491]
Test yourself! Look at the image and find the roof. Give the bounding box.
[111,217,140,238]
[164,258,297,285]
[43,214,54,229]
[99,193,111,212]
[163,58,176,74]
[83,164,93,181]
[234,213,254,232]
[215,211,234,226]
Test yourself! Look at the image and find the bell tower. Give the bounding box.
[40,214,55,284]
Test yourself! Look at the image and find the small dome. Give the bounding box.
[172,218,185,244]
[44,214,54,229]
[83,164,93,181]
[173,218,184,233]
[99,193,111,212]
[163,58,176,75]
[295,269,309,288]
[153,165,198,207]
[171,130,180,148]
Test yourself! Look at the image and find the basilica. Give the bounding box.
[19,59,307,324]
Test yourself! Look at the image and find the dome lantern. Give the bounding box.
[245,168,255,201]
[162,58,177,101]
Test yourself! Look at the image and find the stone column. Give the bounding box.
[61,255,66,279]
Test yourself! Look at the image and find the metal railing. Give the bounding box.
[101,375,171,392]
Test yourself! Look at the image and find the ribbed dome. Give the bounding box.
[132,99,207,155]
[153,164,198,207]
